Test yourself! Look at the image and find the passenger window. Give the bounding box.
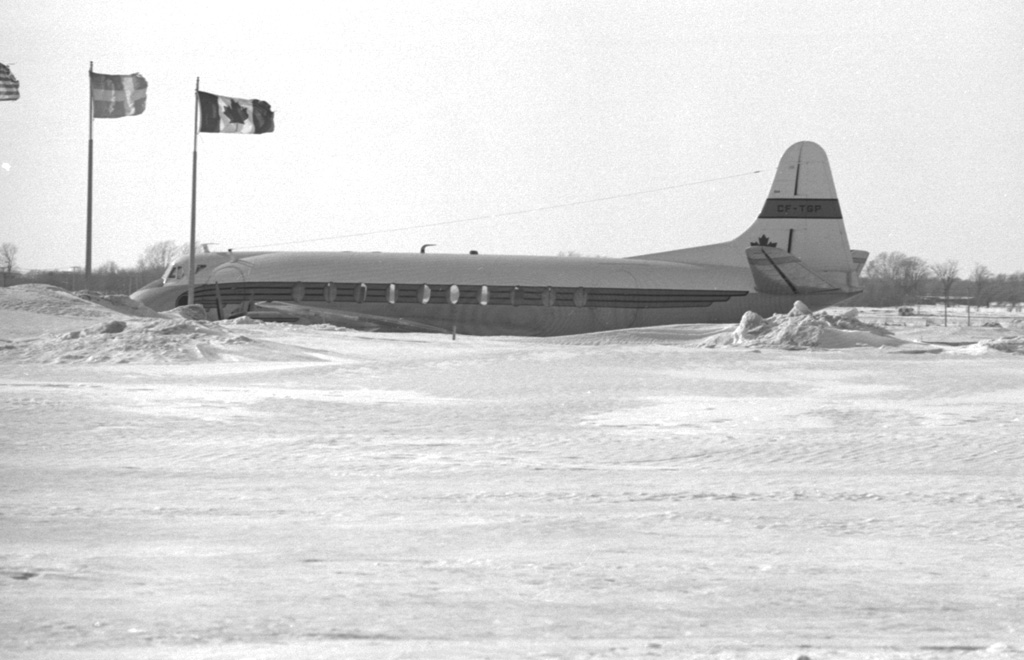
[573,287,587,307]
[387,284,396,304]
[354,283,368,303]
[542,287,556,307]
[448,285,460,305]
[419,284,431,304]
[510,286,521,307]
[325,282,337,303]
[292,283,305,302]
[478,285,489,306]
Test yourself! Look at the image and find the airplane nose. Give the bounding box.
[131,284,186,312]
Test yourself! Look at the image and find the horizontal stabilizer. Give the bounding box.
[746,246,840,295]
[851,249,869,278]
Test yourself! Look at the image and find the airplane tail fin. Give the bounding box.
[741,141,859,291]
[635,141,865,293]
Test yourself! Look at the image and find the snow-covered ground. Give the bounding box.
[2,284,1022,660]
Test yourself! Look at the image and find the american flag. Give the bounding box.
[0,63,19,102]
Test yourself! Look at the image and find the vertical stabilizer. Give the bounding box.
[764,141,838,202]
[741,141,856,289]
[632,142,862,293]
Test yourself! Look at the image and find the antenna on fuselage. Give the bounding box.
[420,244,435,253]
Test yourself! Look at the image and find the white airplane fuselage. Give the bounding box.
[131,142,866,336]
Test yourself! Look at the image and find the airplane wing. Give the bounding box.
[745,246,841,295]
[247,301,450,334]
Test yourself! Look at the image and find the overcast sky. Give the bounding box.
[2,1,1022,274]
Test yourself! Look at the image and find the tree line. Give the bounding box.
[854,252,1023,309]
[1,241,1022,309]
[0,240,188,294]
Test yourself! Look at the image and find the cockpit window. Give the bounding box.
[162,262,206,283]
[162,264,184,282]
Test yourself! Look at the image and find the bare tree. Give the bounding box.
[863,251,904,281]
[0,242,17,273]
[931,259,959,326]
[866,252,928,306]
[0,242,17,287]
[863,251,907,306]
[136,240,187,271]
[970,264,993,310]
[894,256,928,305]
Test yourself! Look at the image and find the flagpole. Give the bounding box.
[188,77,199,305]
[85,61,94,286]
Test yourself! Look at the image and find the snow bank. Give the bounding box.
[0,316,346,364]
[72,289,165,318]
[0,283,138,318]
[2,317,241,364]
[0,284,166,340]
[0,285,337,363]
[701,303,909,350]
[956,336,1024,356]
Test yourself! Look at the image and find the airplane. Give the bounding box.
[130,141,867,337]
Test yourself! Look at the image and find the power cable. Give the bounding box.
[239,168,765,250]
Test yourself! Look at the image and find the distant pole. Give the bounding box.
[85,61,94,287]
[188,77,199,305]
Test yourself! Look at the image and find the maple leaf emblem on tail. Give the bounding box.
[224,99,249,126]
[750,234,777,247]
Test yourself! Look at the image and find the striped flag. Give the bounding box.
[91,72,147,118]
[0,63,19,101]
[198,91,274,134]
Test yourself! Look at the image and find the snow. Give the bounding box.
[1,284,1023,660]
